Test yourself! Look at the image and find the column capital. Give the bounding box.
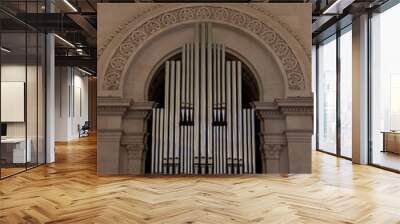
[263,143,285,160]
[97,97,131,116]
[276,97,313,116]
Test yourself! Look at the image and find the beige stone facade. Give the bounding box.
[97,3,313,174]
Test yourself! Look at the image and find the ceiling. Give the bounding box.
[0,0,392,74]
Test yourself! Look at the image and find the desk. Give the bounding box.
[382,132,400,154]
[1,138,31,164]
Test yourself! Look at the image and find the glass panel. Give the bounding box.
[339,28,352,158]
[371,4,400,171]
[27,31,38,169]
[38,32,45,165]
[312,46,317,150]
[318,36,337,154]
[1,30,28,177]
[0,1,46,179]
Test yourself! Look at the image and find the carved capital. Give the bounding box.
[263,144,284,160]
[126,144,145,160]
[122,132,148,161]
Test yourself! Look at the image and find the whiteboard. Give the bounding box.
[1,82,25,122]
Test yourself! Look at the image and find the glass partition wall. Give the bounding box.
[0,3,46,179]
[316,26,352,159]
[317,35,337,155]
[370,3,400,171]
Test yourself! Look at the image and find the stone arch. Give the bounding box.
[122,21,283,102]
[99,5,309,98]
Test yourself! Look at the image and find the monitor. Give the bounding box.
[1,123,7,137]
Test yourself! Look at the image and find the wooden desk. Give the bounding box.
[382,132,400,154]
[1,138,32,164]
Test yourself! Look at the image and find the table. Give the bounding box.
[1,138,32,164]
[382,131,400,154]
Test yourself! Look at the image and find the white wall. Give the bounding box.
[55,67,89,141]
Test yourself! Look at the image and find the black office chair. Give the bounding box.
[79,121,90,138]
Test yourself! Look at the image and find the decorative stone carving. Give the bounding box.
[126,144,145,160]
[102,5,306,91]
[130,31,147,45]
[247,4,311,61]
[110,57,127,71]
[161,13,177,25]
[264,144,284,160]
[98,4,163,57]
[179,8,194,21]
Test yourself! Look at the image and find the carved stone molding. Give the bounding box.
[280,106,313,115]
[247,5,311,61]
[102,5,306,91]
[125,101,156,119]
[257,110,284,120]
[254,97,313,118]
[97,129,123,142]
[98,4,163,57]
[277,97,313,115]
[97,97,131,116]
[121,132,147,145]
[285,130,312,143]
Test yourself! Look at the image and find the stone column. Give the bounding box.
[254,102,287,173]
[278,97,313,173]
[120,102,155,175]
[97,97,130,174]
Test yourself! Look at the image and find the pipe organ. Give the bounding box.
[151,23,256,175]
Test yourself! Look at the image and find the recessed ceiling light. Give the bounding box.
[78,67,93,76]
[63,0,78,12]
[54,34,75,48]
[1,47,11,53]
[323,0,355,15]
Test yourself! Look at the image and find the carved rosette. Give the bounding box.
[102,6,306,91]
[263,144,284,160]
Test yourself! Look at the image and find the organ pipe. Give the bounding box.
[151,23,256,175]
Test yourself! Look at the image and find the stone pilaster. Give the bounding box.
[278,97,313,173]
[254,102,287,173]
[120,101,155,174]
[254,97,313,174]
[97,97,130,174]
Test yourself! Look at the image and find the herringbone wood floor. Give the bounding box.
[1,135,400,224]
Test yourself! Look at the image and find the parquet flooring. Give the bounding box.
[1,135,400,223]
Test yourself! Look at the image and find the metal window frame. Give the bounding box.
[367,0,400,173]
[0,0,48,180]
[315,23,353,161]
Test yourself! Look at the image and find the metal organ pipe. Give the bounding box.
[151,23,256,175]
